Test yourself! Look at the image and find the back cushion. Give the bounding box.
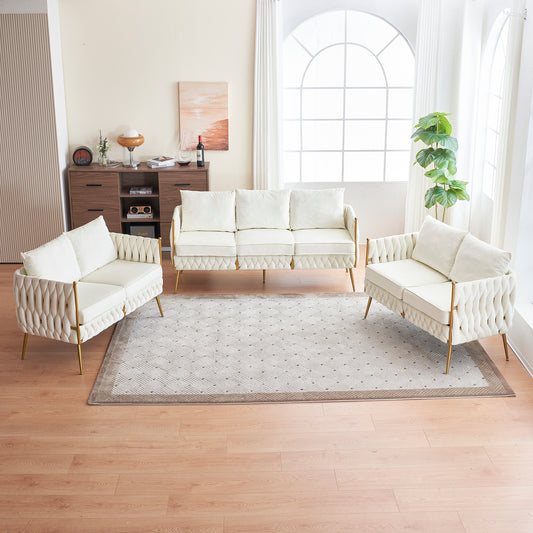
[411,216,467,277]
[65,216,117,277]
[236,189,290,230]
[449,233,512,282]
[21,234,81,282]
[180,190,236,232]
[290,188,345,230]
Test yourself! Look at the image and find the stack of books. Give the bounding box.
[147,156,176,168]
[130,186,153,195]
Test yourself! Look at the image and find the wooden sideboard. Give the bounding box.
[68,162,209,247]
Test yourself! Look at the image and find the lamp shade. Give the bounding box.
[117,131,144,148]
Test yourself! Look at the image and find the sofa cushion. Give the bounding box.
[75,281,125,324]
[293,229,355,255]
[411,216,467,277]
[180,190,236,232]
[65,216,117,277]
[21,234,81,283]
[290,189,345,230]
[365,259,449,300]
[403,282,453,324]
[236,229,294,256]
[175,231,236,257]
[81,260,162,299]
[449,234,512,283]
[236,189,290,230]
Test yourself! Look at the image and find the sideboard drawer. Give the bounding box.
[69,172,119,201]
[71,207,121,233]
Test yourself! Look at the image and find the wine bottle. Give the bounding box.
[196,135,205,167]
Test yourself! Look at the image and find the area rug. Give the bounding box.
[88,293,514,405]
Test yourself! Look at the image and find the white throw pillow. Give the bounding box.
[290,188,345,230]
[180,190,236,232]
[449,233,512,282]
[236,189,290,230]
[411,216,467,277]
[65,216,117,277]
[21,234,81,282]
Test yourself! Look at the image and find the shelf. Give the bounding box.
[122,217,160,223]
[120,193,159,198]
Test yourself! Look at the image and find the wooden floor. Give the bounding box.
[2,253,533,532]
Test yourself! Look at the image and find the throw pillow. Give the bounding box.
[290,188,345,230]
[236,189,290,230]
[180,190,236,232]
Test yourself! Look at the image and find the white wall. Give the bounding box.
[58,0,256,191]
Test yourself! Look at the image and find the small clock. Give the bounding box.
[72,146,93,166]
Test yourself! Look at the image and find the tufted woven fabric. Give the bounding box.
[124,279,163,314]
[238,255,292,270]
[293,254,355,269]
[79,307,126,343]
[110,233,160,264]
[343,204,359,266]
[171,206,182,248]
[173,256,237,270]
[364,279,404,315]
[367,233,418,265]
[403,304,450,343]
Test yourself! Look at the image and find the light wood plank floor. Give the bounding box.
[2,252,533,532]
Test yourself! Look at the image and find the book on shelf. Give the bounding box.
[126,213,154,220]
[146,156,176,168]
[129,186,153,195]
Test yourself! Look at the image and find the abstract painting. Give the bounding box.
[178,81,229,151]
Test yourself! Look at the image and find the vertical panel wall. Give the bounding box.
[0,13,65,262]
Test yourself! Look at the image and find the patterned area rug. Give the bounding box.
[89,293,514,404]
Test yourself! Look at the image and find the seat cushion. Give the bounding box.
[180,190,236,232]
[290,189,345,230]
[236,189,290,230]
[365,259,449,300]
[292,229,355,255]
[403,282,453,324]
[75,282,125,324]
[236,229,294,256]
[21,234,81,283]
[175,231,236,257]
[411,216,467,277]
[81,260,162,299]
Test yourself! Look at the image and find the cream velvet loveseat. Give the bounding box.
[171,188,359,291]
[13,216,163,374]
[364,216,515,374]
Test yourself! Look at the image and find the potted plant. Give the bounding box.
[412,112,470,221]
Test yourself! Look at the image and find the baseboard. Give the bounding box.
[509,307,533,378]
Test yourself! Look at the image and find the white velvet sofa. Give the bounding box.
[170,188,359,291]
[13,216,163,374]
[364,216,515,373]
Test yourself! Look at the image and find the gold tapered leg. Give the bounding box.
[262,270,266,284]
[363,297,372,319]
[445,342,452,374]
[502,333,510,361]
[346,268,349,273]
[349,268,355,292]
[156,295,164,317]
[174,270,181,294]
[77,343,83,375]
[21,333,28,360]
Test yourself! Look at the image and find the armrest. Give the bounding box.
[109,233,161,264]
[171,205,182,250]
[343,204,359,266]
[367,232,418,265]
[13,269,77,342]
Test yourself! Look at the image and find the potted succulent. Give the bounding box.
[412,112,470,221]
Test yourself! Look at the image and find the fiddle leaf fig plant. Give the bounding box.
[412,112,470,221]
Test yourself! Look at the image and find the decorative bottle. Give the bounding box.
[196,135,205,167]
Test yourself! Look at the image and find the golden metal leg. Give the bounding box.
[346,268,349,273]
[21,333,28,360]
[363,297,372,319]
[349,268,355,292]
[502,333,510,361]
[445,342,452,374]
[77,343,83,375]
[262,270,266,284]
[174,270,181,294]
[156,295,164,317]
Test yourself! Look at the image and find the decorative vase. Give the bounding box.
[98,153,108,166]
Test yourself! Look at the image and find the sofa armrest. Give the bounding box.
[13,268,77,342]
[171,206,182,265]
[343,204,359,266]
[109,233,161,264]
[453,272,516,341]
[367,232,418,265]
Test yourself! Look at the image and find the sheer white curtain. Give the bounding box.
[253,0,282,190]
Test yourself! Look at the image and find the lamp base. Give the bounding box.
[122,161,140,168]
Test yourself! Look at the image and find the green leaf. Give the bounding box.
[415,131,458,150]
[425,167,451,184]
[438,135,458,151]
[431,148,456,167]
[424,186,444,209]
[449,188,470,201]
[416,113,441,130]
[436,115,452,135]
[416,147,436,168]
[440,189,458,208]
[448,179,468,189]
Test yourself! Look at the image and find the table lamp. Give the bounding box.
[117,128,144,168]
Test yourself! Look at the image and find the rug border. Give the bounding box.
[88,293,515,405]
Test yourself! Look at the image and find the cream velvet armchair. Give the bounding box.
[363,216,516,374]
[14,216,164,374]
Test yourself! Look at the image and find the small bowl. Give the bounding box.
[177,161,191,166]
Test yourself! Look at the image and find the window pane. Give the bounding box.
[346,11,398,55]
[302,120,343,150]
[283,37,310,87]
[385,151,410,181]
[379,37,414,87]
[388,88,413,119]
[303,45,345,87]
[386,120,412,150]
[283,89,300,120]
[485,129,499,163]
[346,45,385,87]
[301,152,342,182]
[283,152,300,183]
[482,161,496,198]
[344,120,385,150]
[487,94,502,131]
[344,151,384,181]
[292,10,345,56]
[345,89,386,118]
[283,120,300,151]
[302,89,344,119]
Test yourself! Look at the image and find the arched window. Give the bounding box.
[282,10,414,183]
